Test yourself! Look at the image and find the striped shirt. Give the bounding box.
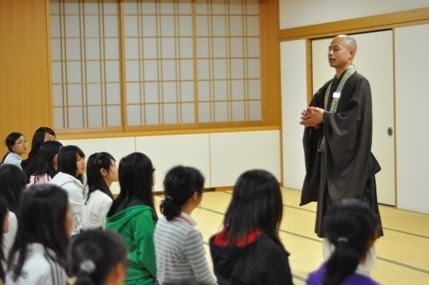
[154,213,217,285]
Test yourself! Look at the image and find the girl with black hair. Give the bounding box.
[154,165,217,285]
[307,199,379,285]
[106,152,157,285]
[0,165,26,261]
[50,145,86,235]
[2,132,27,169]
[209,169,293,285]
[21,126,56,179]
[68,229,127,285]
[83,152,118,229]
[6,184,72,285]
[0,196,10,285]
[28,140,63,185]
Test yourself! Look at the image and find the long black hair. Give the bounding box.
[68,229,127,285]
[86,152,116,201]
[0,164,26,213]
[322,199,378,285]
[0,196,9,282]
[32,140,63,181]
[160,165,204,221]
[108,152,156,219]
[28,127,56,158]
[221,169,283,245]
[7,184,70,281]
[57,145,85,183]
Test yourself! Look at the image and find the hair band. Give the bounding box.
[79,259,96,274]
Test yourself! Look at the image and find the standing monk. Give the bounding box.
[299,35,383,270]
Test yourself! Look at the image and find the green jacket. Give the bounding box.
[106,205,157,285]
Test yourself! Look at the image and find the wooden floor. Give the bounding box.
[155,188,429,284]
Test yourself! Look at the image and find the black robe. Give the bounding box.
[301,71,383,237]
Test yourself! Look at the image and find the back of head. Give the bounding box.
[161,165,205,221]
[109,152,155,214]
[222,169,283,244]
[322,199,377,285]
[34,140,63,177]
[0,164,26,212]
[86,152,115,199]
[28,127,56,157]
[57,145,85,177]
[8,184,69,280]
[68,229,127,285]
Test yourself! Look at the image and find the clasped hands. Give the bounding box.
[299,107,324,128]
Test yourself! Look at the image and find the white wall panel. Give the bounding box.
[395,24,429,214]
[210,130,281,187]
[280,40,308,190]
[135,134,211,191]
[59,131,280,193]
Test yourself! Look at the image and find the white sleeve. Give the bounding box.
[62,182,85,234]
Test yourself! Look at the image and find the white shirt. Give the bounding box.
[2,152,23,169]
[82,189,112,229]
[50,172,84,235]
[6,243,67,285]
[2,211,17,269]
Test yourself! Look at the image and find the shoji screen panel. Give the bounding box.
[51,0,122,130]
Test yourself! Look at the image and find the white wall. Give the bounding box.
[394,24,429,213]
[279,0,429,29]
[61,130,281,194]
[280,40,307,190]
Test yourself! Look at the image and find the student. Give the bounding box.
[0,196,9,285]
[50,145,86,235]
[6,184,72,285]
[306,199,379,285]
[68,229,128,285]
[106,152,157,285]
[0,165,26,259]
[21,127,56,180]
[154,165,217,285]
[1,132,27,170]
[83,152,118,229]
[28,140,63,185]
[209,169,293,285]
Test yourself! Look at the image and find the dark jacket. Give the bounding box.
[209,234,293,285]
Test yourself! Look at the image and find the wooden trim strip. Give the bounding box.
[278,7,429,41]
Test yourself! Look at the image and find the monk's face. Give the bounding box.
[327,36,354,70]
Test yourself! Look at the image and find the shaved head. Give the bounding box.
[335,35,357,52]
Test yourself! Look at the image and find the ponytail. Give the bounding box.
[321,200,378,285]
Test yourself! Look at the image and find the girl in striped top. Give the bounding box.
[154,165,217,285]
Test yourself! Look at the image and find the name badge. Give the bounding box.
[333,92,341,98]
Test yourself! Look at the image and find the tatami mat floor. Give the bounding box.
[154,188,429,284]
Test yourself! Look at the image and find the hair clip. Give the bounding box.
[337,237,348,243]
[79,259,96,274]
[165,195,174,201]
